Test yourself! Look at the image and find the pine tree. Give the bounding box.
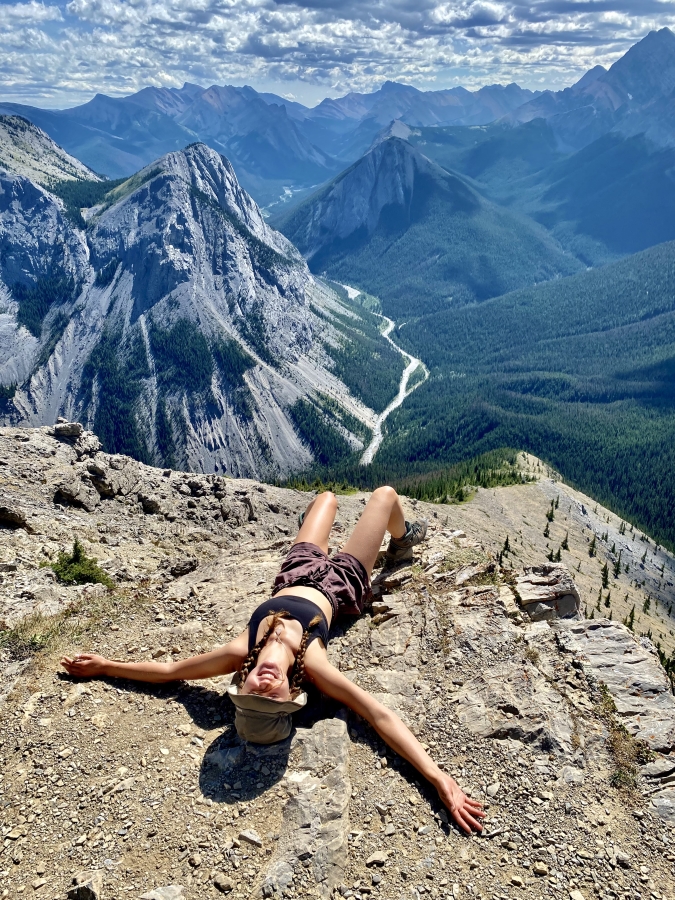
[554,546,561,562]
[589,535,597,557]
[543,522,550,538]
[555,496,559,509]
[561,531,569,551]
[641,549,647,564]
[503,535,510,553]
[613,550,622,579]
[643,597,651,614]
[604,592,611,608]
[627,605,635,631]
[601,562,609,588]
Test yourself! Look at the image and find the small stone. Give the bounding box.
[569,891,587,900]
[533,862,549,876]
[366,851,389,867]
[188,853,201,868]
[486,782,500,798]
[35,864,46,876]
[511,876,524,887]
[384,824,396,836]
[213,874,233,894]
[239,829,263,848]
[152,648,168,658]
[31,880,47,891]
[140,888,185,900]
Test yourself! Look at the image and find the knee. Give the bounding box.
[372,485,398,504]
[319,490,338,510]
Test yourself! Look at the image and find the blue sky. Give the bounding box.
[1,1,675,107]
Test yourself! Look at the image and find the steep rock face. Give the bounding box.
[0,143,381,477]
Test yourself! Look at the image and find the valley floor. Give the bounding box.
[1,429,674,900]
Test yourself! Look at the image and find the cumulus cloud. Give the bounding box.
[1,1,675,106]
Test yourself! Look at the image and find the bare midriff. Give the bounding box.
[274,585,334,627]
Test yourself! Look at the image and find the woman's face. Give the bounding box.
[240,660,291,701]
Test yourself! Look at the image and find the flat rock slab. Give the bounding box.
[257,718,351,899]
[558,619,675,751]
[455,661,576,754]
[649,787,675,824]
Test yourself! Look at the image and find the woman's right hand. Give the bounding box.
[60,654,108,678]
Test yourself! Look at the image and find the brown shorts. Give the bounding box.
[272,541,371,618]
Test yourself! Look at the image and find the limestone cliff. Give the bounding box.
[0,142,381,478]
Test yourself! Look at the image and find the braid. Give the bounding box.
[289,615,322,698]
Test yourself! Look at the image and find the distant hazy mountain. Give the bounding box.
[276,136,581,317]
[0,79,537,205]
[0,141,392,477]
[267,80,540,161]
[0,86,339,205]
[0,115,100,186]
[506,27,675,152]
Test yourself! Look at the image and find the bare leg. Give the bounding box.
[341,486,406,578]
[294,491,338,555]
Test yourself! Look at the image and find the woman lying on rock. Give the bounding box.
[61,487,484,833]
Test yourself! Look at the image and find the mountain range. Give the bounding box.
[0,122,399,478]
[0,80,538,207]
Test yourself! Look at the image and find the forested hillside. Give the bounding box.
[375,240,675,549]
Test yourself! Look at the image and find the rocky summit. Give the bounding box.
[1,427,675,900]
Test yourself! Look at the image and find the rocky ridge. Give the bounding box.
[0,116,99,187]
[1,428,675,900]
[0,142,385,478]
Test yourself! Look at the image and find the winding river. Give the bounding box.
[338,285,429,466]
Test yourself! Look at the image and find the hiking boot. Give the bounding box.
[386,519,428,563]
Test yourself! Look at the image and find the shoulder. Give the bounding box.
[224,627,250,661]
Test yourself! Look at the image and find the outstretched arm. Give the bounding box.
[60,630,249,684]
[305,647,484,833]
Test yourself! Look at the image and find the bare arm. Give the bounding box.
[60,630,249,684]
[305,646,484,833]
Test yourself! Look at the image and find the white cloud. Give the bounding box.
[0,1,674,106]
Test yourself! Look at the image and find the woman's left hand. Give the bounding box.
[436,774,485,833]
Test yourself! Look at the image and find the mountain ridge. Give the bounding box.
[0,140,397,477]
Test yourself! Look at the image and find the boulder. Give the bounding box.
[54,476,100,512]
[516,565,581,621]
[140,889,185,900]
[0,503,30,530]
[54,422,83,439]
[66,870,103,900]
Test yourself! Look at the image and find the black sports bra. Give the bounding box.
[247,595,330,653]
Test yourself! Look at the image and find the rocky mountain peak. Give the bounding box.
[600,26,675,105]
[0,142,387,477]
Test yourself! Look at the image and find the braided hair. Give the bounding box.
[237,610,322,699]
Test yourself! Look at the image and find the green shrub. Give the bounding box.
[49,540,113,588]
